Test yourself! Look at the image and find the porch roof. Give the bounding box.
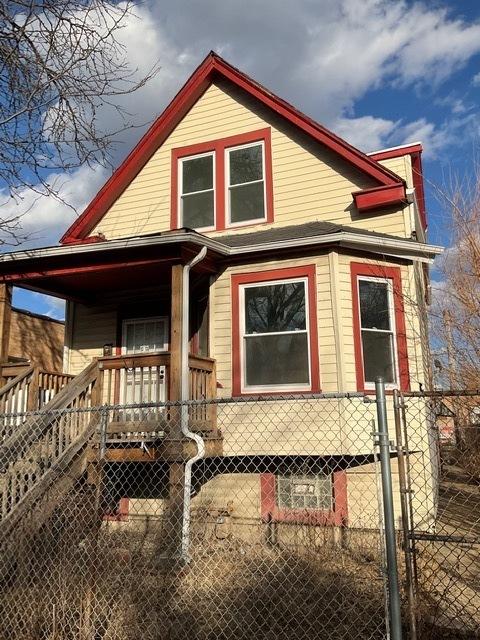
[0,223,443,301]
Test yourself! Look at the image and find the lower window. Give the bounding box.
[351,262,410,392]
[232,266,320,395]
[260,471,347,526]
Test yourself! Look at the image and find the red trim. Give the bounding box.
[260,471,347,526]
[103,497,129,522]
[62,235,106,245]
[369,144,423,162]
[411,152,427,230]
[231,265,320,396]
[352,184,406,213]
[61,51,403,243]
[170,128,273,231]
[350,262,410,392]
[369,144,427,230]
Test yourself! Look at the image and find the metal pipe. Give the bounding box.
[180,246,207,561]
[375,377,403,640]
[393,389,417,640]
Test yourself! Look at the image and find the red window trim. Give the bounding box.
[260,471,347,526]
[170,128,274,232]
[103,497,129,522]
[231,264,320,397]
[350,262,410,393]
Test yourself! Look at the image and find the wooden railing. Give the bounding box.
[0,361,101,533]
[0,366,75,440]
[97,351,217,433]
[188,355,217,431]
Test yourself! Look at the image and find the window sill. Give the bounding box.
[236,386,320,398]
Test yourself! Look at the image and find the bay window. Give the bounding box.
[351,263,409,391]
[242,278,309,391]
[232,265,320,395]
[358,277,397,385]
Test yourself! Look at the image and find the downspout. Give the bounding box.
[180,246,207,561]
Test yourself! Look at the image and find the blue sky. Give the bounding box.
[7,0,480,318]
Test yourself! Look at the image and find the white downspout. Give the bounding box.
[180,246,207,561]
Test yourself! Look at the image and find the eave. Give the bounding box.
[0,230,443,301]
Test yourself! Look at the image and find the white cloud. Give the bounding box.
[473,71,480,86]
[5,0,480,248]
[332,116,398,153]
[0,164,108,248]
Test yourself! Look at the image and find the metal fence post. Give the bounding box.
[375,377,403,640]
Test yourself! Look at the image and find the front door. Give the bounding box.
[121,317,169,409]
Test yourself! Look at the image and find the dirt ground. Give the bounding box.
[414,460,480,639]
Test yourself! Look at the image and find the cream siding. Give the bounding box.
[92,80,408,241]
[67,301,117,375]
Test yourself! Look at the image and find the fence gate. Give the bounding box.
[0,393,404,640]
[398,391,480,640]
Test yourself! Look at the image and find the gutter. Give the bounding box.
[180,246,207,562]
[0,229,443,266]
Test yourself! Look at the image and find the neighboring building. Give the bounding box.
[0,284,64,377]
[0,53,442,538]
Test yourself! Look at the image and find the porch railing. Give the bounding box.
[0,365,75,438]
[97,351,217,433]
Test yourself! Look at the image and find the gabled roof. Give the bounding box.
[61,51,406,244]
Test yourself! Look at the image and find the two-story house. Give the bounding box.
[0,53,442,547]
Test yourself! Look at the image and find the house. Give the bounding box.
[0,53,442,549]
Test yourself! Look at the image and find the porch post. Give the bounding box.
[169,263,183,408]
[0,284,12,365]
[163,263,185,559]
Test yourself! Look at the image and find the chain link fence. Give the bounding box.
[397,390,480,640]
[0,388,478,639]
[0,392,397,640]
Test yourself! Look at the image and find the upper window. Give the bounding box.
[232,266,320,395]
[226,142,265,225]
[171,128,273,232]
[358,277,397,385]
[351,263,410,392]
[180,152,215,230]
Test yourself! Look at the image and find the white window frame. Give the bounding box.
[357,276,399,390]
[239,276,312,393]
[178,151,216,231]
[225,140,267,228]
[121,316,169,355]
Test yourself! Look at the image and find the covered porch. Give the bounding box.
[0,232,223,443]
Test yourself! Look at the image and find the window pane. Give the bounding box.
[244,333,309,386]
[362,330,395,383]
[182,155,213,194]
[230,181,265,223]
[277,474,332,510]
[182,191,214,229]
[245,281,306,334]
[229,144,263,185]
[359,280,391,330]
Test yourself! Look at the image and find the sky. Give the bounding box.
[9,0,480,319]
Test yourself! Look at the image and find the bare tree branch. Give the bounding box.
[0,0,159,244]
